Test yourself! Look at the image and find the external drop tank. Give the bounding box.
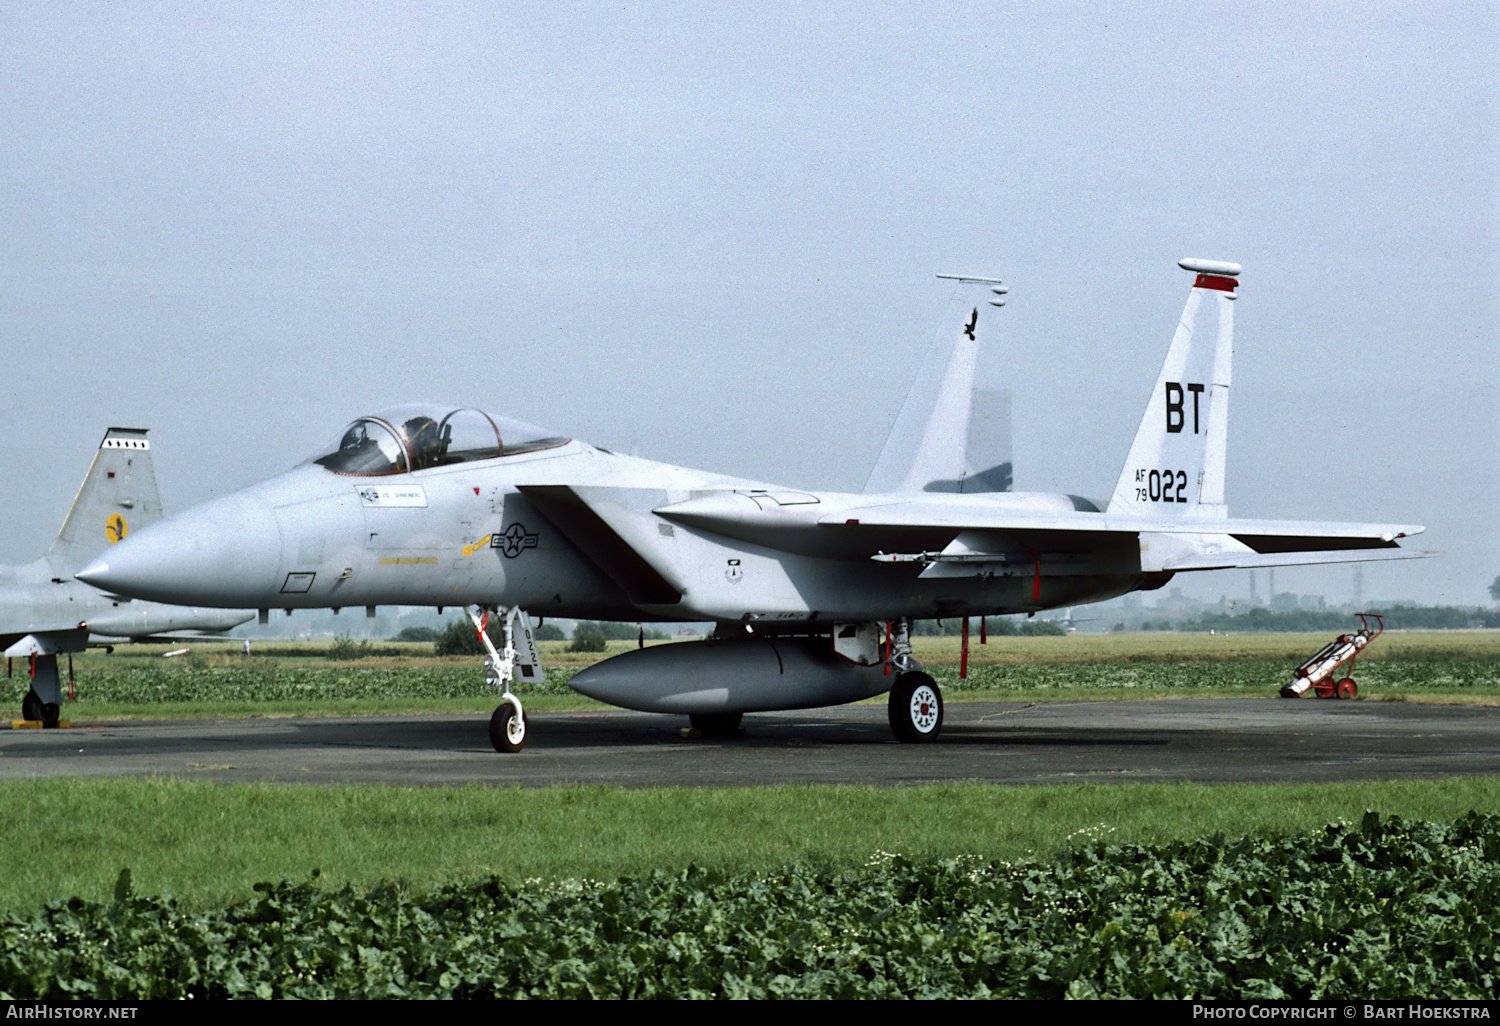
[567,635,895,715]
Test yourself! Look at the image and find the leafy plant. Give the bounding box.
[568,630,607,653]
[326,636,371,660]
[1,813,1494,999]
[393,626,439,643]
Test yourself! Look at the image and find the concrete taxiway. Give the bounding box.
[1,698,1497,788]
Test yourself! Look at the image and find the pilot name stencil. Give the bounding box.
[358,485,428,507]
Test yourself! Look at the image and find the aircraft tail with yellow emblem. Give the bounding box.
[46,428,165,577]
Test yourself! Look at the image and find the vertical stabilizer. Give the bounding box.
[961,388,1012,493]
[1106,260,1239,519]
[864,275,1011,494]
[46,428,164,576]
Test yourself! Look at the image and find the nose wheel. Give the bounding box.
[489,699,527,753]
[888,670,943,743]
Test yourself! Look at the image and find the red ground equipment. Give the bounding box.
[1279,613,1384,699]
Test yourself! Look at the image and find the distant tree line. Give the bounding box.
[1179,605,1500,633]
[423,617,564,656]
[394,626,440,643]
[571,621,671,642]
[410,617,675,657]
[401,603,1497,650]
[910,617,1065,637]
[566,621,671,652]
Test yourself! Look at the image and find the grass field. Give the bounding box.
[2,777,1497,916]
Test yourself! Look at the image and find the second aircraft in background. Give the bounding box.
[4,429,254,726]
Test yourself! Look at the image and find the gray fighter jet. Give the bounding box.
[79,262,1426,750]
[3,428,254,726]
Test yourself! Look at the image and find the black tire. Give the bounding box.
[888,671,943,743]
[40,703,60,729]
[21,690,43,723]
[489,700,527,753]
[689,712,743,737]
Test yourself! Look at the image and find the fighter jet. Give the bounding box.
[79,261,1426,750]
[3,428,254,726]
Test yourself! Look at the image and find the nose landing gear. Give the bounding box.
[468,605,533,753]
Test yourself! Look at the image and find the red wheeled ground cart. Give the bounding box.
[1279,613,1384,699]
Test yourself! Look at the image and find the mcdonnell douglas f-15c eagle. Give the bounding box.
[78,260,1426,750]
[5,428,254,726]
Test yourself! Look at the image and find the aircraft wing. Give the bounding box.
[655,489,1426,576]
[88,632,243,644]
[3,612,252,657]
[3,628,91,658]
[823,498,1418,540]
[821,500,1427,575]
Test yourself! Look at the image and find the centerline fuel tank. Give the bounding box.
[567,635,896,715]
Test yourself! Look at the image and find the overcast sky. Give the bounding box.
[1,1,1494,608]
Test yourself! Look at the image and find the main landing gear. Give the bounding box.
[19,654,64,728]
[885,618,944,743]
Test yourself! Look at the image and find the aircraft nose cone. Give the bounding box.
[76,491,283,607]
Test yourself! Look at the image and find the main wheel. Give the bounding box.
[489,700,527,753]
[888,671,943,743]
[21,690,42,723]
[1336,678,1358,700]
[689,712,743,737]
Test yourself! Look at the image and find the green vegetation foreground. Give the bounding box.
[1,810,1494,998]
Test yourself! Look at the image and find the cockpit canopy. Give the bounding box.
[308,404,569,476]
